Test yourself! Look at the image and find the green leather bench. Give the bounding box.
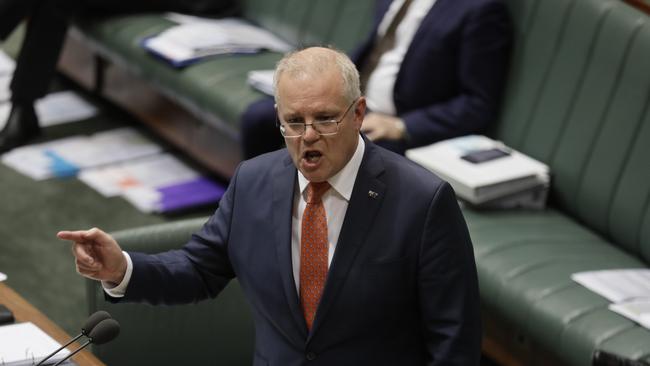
[66,0,375,178]
[472,0,650,364]
[87,218,254,365]
[83,0,650,365]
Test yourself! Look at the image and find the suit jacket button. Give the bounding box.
[306,352,317,361]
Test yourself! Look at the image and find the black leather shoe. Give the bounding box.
[0,103,40,153]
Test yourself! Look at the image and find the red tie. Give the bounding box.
[300,181,331,330]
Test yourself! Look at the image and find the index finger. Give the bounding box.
[57,230,91,242]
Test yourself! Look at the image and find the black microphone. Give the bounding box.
[52,318,120,366]
[35,311,112,366]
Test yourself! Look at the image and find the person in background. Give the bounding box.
[59,47,482,365]
[0,0,239,153]
[241,0,512,158]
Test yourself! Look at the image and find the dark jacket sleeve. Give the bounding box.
[402,0,513,148]
[419,182,482,365]
[118,165,241,305]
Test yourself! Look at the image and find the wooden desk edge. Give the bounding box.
[0,283,106,366]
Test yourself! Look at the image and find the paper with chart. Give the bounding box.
[1,127,162,180]
[79,153,225,213]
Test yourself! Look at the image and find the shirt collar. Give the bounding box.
[298,136,366,201]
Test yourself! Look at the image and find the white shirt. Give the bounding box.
[291,137,365,292]
[365,0,438,115]
[105,137,366,297]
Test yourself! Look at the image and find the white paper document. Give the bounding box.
[1,128,162,180]
[79,153,225,213]
[247,69,275,96]
[35,91,98,127]
[0,74,11,102]
[573,269,650,330]
[79,154,201,197]
[0,271,6,281]
[0,50,15,75]
[0,322,71,366]
[406,135,550,206]
[572,269,650,303]
[143,18,293,66]
[609,301,650,329]
[0,102,10,129]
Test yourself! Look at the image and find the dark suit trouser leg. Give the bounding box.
[240,97,285,159]
[0,0,36,39]
[9,0,68,103]
[7,0,237,103]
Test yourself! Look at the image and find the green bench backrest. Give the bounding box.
[495,0,650,261]
[242,0,374,52]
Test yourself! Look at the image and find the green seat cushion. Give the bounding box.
[464,207,650,365]
[75,1,374,136]
[77,14,278,134]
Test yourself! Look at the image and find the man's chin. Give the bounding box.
[299,165,328,183]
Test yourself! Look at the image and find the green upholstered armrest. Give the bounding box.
[111,217,208,253]
[87,218,254,365]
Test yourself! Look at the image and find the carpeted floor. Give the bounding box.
[0,79,214,336]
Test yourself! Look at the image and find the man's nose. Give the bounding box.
[302,123,320,142]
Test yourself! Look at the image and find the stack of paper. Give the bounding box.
[572,269,650,329]
[0,322,71,365]
[0,49,15,104]
[1,127,162,180]
[142,18,293,67]
[406,135,550,209]
[0,74,10,103]
[0,102,9,128]
[1,90,98,131]
[79,154,225,213]
[247,69,275,96]
[35,91,98,127]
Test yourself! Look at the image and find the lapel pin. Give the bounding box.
[368,190,379,199]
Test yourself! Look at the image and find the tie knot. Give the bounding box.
[306,182,330,203]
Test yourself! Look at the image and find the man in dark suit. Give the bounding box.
[241,0,512,158]
[59,47,481,365]
[0,0,238,153]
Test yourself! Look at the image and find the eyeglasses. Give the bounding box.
[277,99,358,138]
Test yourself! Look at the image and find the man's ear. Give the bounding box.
[354,97,367,127]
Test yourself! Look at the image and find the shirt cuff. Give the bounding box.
[102,251,133,298]
[395,118,409,140]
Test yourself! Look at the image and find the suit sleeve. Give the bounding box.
[419,182,482,365]
[403,1,513,148]
[117,165,241,305]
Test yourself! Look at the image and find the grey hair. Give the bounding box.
[273,46,361,104]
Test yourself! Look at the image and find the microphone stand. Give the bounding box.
[51,339,92,366]
[35,333,83,366]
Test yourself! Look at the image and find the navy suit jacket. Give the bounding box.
[353,0,513,151]
[122,140,481,365]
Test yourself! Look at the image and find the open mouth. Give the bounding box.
[303,150,322,163]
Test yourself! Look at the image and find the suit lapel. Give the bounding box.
[271,155,308,341]
[309,142,386,339]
